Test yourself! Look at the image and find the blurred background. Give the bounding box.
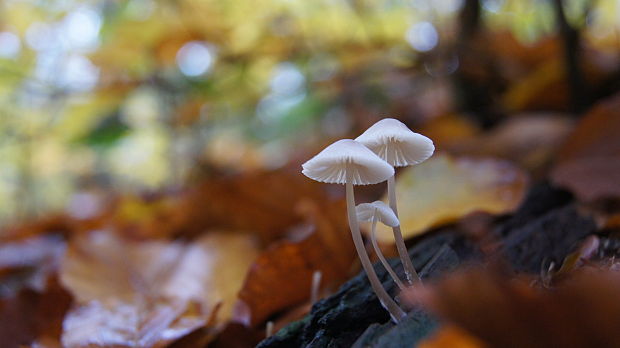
[1,0,618,226]
[2,2,620,347]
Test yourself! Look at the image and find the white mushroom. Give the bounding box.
[356,201,405,290]
[302,139,405,322]
[356,118,434,284]
[301,139,394,185]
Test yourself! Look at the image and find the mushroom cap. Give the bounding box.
[356,201,400,227]
[355,118,435,167]
[301,139,394,185]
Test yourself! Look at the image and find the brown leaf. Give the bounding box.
[233,199,355,327]
[0,277,73,348]
[60,231,259,347]
[2,169,329,244]
[374,154,528,242]
[454,115,574,172]
[0,214,75,242]
[501,43,612,113]
[178,169,330,242]
[551,92,620,202]
[405,267,620,348]
[418,114,481,150]
[208,323,265,348]
[418,325,487,348]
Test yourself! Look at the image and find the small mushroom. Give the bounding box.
[302,139,406,322]
[356,201,406,290]
[356,118,434,284]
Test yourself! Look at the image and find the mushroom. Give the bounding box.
[302,139,406,322]
[356,201,406,290]
[356,118,434,284]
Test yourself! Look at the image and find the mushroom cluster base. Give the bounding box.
[257,182,597,348]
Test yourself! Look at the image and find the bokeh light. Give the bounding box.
[405,22,439,52]
[176,41,215,77]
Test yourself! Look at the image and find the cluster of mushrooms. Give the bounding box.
[302,118,434,323]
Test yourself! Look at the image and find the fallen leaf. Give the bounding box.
[454,114,574,171]
[0,277,73,348]
[60,230,259,347]
[207,323,265,348]
[501,46,612,112]
[233,198,355,327]
[374,154,528,242]
[418,325,487,348]
[111,194,189,240]
[418,114,481,150]
[551,92,620,202]
[178,169,330,242]
[404,267,620,348]
[2,169,330,244]
[0,214,75,242]
[0,236,65,297]
[501,58,570,112]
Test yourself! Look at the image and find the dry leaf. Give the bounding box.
[179,169,329,242]
[59,231,259,347]
[454,115,574,171]
[501,47,611,112]
[233,199,355,327]
[207,323,265,348]
[0,236,66,297]
[404,267,620,348]
[418,325,487,348]
[1,214,76,243]
[111,194,189,240]
[502,59,570,112]
[374,154,528,243]
[2,170,330,244]
[551,92,620,202]
[418,114,481,150]
[0,277,73,348]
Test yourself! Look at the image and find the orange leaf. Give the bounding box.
[404,267,620,348]
[418,326,487,348]
[233,199,355,327]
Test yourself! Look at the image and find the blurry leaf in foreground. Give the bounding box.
[404,267,620,348]
[551,92,620,202]
[418,325,486,348]
[207,323,265,348]
[0,235,65,297]
[1,214,75,242]
[0,277,73,348]
[60,231,259,347]
[234,199,355,327]
[374,154,528,243]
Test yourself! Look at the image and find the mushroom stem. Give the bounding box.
[346,179,406,323]
[387,175,420,284]
[310,270,322,304]
[370,212,406,290]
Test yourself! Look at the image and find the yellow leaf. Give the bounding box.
[374,154,528,243]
